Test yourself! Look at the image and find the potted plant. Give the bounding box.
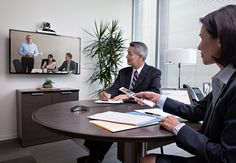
[83,20,126,94]
[42,79,54,88]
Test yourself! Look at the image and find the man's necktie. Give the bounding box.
[130,70,138,90]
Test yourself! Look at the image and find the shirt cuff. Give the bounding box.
[172,123,186,136]
[156,95,167,108]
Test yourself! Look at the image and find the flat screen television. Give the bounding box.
[9,29,81,74]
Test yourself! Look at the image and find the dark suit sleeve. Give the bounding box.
[58,61,66,71]
[106,71,122,98]
[163,93,210,121]
[164,91,236,163]
[147,69,161,93]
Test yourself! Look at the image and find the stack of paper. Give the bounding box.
[90,120,139,132]
[88,111,157,126]
[88,111,160,132]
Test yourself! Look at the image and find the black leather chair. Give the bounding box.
[41,59,56,69]
[13,59,24,73]
[41,59,48,68]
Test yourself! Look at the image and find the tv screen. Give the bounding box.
[9,29,81,74]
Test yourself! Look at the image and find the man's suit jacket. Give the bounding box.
[163,72,236,163]
[58,60,77,73]
[106,64,161,98]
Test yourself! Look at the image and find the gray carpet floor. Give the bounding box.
[0,139,192,163]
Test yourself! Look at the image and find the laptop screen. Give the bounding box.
[160,88,191,104]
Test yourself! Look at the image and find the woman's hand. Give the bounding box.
[134,91,161,105]
[159,115,181,132]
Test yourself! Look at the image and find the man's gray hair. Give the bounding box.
[130,41,148,60]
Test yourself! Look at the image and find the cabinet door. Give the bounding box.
[21,92,53,140]
[52,91,78,103]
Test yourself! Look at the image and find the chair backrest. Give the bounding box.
[13,59,24,73]
[183,84,204,103]
[41,59,48,68]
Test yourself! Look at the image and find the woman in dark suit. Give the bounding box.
[137,5,236,163]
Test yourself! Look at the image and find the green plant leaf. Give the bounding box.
[83,20,126,96]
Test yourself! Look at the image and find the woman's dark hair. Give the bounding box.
[46,54,55,65]
[200,5,236,67]
[48,54,53,58]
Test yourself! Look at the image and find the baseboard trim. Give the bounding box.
[0,138,18,145]
[0,134,17,142]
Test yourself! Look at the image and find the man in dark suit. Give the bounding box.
[99,41,161,101]
[77,42,161,163]
[58,53,77,73]
[137,5,236,163]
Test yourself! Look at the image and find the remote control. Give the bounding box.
[119,87,155,107]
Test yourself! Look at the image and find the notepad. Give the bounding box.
[88,111,158,126]
[94,99,123,104]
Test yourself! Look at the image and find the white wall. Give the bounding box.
[0,0,132,141]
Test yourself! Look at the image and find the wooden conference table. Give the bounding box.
[32,100,200,163]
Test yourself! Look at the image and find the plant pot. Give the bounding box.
[43,83,53,88]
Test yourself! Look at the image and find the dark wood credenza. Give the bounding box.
[16,88,79,147]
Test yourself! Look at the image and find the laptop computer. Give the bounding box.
[160,88,192,104]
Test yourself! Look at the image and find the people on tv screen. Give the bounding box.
[41,54,56,70]
[18,34,39,73]
[58,53,77,74]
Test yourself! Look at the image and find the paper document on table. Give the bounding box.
[94,99,123,104]
[135,108,186,121]
[88,111,157,126]
[135,108,170,119]
[90,120,139,132]
[161,89,191,104]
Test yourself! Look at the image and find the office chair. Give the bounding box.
[41,58,56,69]
[40,59,48,68]
[75,62,78,74]
[183,84,205,104]
[13,59,24,73]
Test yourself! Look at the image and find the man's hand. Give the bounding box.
[135,91,160,105]
[113,94,129,101]
[159,115,181,132]
[99,91,111,101]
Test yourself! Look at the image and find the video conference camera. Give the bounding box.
[43,22,51,29]
[38,21,56,33]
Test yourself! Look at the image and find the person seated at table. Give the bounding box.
[58,52,77,73]
[77,41,162,163]
[136,5,236,163]
[99,41,161,101]
[41,54,56,70]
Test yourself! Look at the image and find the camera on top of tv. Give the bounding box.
[37,21,56,34]
[43,22,51,29]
